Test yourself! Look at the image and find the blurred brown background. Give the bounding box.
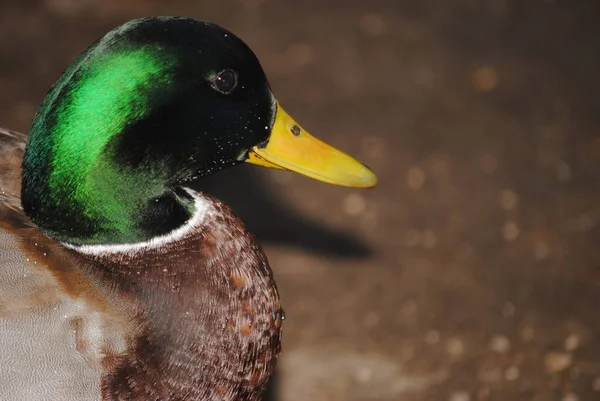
[1,1,600,400]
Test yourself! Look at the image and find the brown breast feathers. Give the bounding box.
[89,196,284,400]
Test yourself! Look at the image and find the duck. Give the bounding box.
[0,16,377,401]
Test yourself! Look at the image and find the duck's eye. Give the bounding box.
[212,69,238,94]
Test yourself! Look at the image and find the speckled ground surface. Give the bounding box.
[1,1,599,400]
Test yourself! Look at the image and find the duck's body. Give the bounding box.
[1,128,282,400]
[0,17,376,400]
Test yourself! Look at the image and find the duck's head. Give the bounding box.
[22,17,377,246]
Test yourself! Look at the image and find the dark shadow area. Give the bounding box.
[191,164,373,259]
[261,369,278,401]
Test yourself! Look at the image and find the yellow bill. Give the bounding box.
[246,103,377,188]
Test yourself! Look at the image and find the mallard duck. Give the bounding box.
[0,16,376,400]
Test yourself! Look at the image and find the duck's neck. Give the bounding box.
[21,46,192,245]
[22,157,194,245]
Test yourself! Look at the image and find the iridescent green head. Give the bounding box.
[22,17,377,246]
[22,17,277,244]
